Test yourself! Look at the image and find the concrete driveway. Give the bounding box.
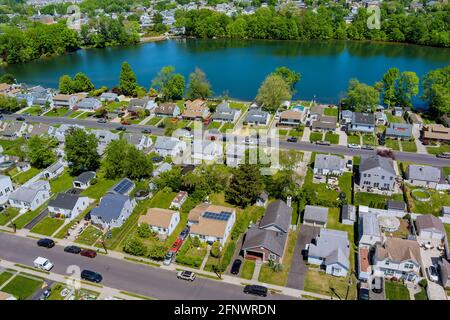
[286,224,320,290]
[418,238,447,300]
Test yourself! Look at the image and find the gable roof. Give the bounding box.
[139,208,178,229]
[48,193,83,210]
[304,205,328,224]
[386,123,412,137]
[74,171,96,184]
[259,200,292,233]
[154,136,182,151]
[314,154,344,171]
[155,103,176,115]
[360,155,396,175]
[280,110,302,120]
[407,164,441,183]
[416,214,445,234]
[309,228,349,269]
[91,193,130,223]
[242,224,288,257]
[245,109,269,123]
[376,237,421,264]
[352,112,375,125]
[360,213,381,237]
[342,204,356,221]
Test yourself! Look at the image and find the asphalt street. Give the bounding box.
[0,232,295,300]
[4,114,449,167]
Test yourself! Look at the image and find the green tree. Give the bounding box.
[345,78,380,112]
[256,74,292,113]
[381,67,400,107]
[0,95,26,113]
[137,223,152,238]
[64,128,100,175]
[58,75,74,94]
[147,244,169,260]
[26,135,57,169]
[123,237,147,256]
[272,66,301,92]
[186,67,212,99]
[225,164,263,207]
[151,66,185,101]
[118,61,138,96]
[210,241,222,258]
[72,72,94,92]
[396,71,419,108]
[422,65,450,116]
[0,73,16,84]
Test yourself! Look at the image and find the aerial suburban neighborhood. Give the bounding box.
[0,0,449,308]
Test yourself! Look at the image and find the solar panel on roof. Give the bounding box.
[114,179,133,194]
[203,211,231,221]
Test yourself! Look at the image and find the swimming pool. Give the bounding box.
[292,105,305,111]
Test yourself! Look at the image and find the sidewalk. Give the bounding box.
[0,224,332,300]
[301,127,311,142]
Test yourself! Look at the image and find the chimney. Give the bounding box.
[286,196,292,208]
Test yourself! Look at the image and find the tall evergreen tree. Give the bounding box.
[118,62,138,96]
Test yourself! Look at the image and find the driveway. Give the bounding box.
[418,238,447,300]
[28,279,54,300]
[286,224,320,290]
[24,208,49,230]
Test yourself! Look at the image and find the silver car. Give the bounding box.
[177,270,196,281]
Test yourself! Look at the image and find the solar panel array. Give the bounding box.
[203,211,232,221]
[114,179,133,194]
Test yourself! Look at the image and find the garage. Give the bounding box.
[415,215,445,240]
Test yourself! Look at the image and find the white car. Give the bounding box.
[33,257,54,271]
[427,265,439,282]
[177,270,196,281]
[348,143,361,149]
[163,252,174,266]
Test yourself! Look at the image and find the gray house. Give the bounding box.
[212,101,241,123]
[385,123,412,140]
[313,154,345,176]
[303,205,328,227]
[76,98,102,111]
[242,200,292,263]
[347,112,375,133]
[90,193,136,229]
[73,171,96,190]
[406,164,441,188]
[341,204,356,225]
[244,109,270,126]
[359,155,396,191]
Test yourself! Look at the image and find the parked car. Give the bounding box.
[362,145,374,150]
[184,126,192,132]
[80,249,97,258]
[243,285,268,297]
[372,276,383,294]
[64,245,82,254]
[151,156,164,163]
[37,238,55,248]
[437,152,450,159]
[179,226,190,240]
[427,265,439,282]
[177,270,196,281]
[97,118,107,123]
[346,160,353,169]
[81,270,103,283]
[121,120,130,125]
[16,116,25,121]
[358,283,370,300]
[40,288,51,300]
[170,238,183,253]
[348,143,361,149]
[33,257,54,271]
[116,126,126,131]
[230,259,242,275]
[287,137,298,143]
[142,128,151,134]
[316,140,330,146]
[163,252,174,266]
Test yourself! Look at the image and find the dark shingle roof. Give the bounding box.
[259,200,292,233]
[360,155,396,175]
[91,193,130,223]
[242,224,288,257]
[48,193,81,210]
[74,171,96,184]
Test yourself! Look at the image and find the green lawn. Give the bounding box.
[220,122,234,133]
[325,132,339,144]
[405,185,450,216]
[1,274,43,300]
[278,129,289,136]
[362,134,378,146]
[0,271,14,286]
[338,173,353,204]
[14,204,48,229]
[25,106,44,116]
[47,283,67,300]
[385,281,410,300]
[302,167,340,204]
[426,144,450,155]
[82,177,119,200]
[146,116,162,126]
[0,208,20,226]
[310,132,324,142]
[229,101,247,111]
[148,190,177,209]
[386,113,405,124]
[304,269,357,300]
[354,192,404,209]
[0,138,26,157]
[401,140,417,152]
[207,121,222,130]
[68,110,85,118]
[49,171,74,193]
[44,107,70,117]
[347,134,360,145]
[12,167,41,185]
[77,112,92,120]
[385,138,400,151]
[240,260,255,280]
[75,225,103,246]
[30,217,65,236]
[106,101,128,112]
[324,107,338,117]
[414,287,428,300]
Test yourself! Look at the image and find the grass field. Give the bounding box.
[325,132,339,144]
[362,134,378,146]
[14,204,48,229]
[401,140,417,152]
[354,192,404,209]
[49,171,74,193]
[386,113,405,124]
[414,287,428,300]
[207,121,222,130]
[0,207,20,226]
[81,176,119,200]
[385,138,400,151]
[75,225,103,246]
[220,122,234,133]
[0,271,14,286]
[347,134,360,145]
[146,116,162,126]
[44,107,70,117]
[30,217,65,236]
[310,132,324,142]
[426,144,450,155]
[324,108,338,117]
[385,281,410,300]
[1,274,43,300]
[304,269,357,300]
[405,185,450,216]
[12,167,41,185]
[240,260,255,280]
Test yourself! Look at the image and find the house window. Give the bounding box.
[385,269,394,276]
[385,260,390,266]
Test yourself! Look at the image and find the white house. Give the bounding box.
[415,214,446,240]
[313,154,345,176]
[8,180,50,211]
[191,140,223,163]
[90,193,136,229]
[138,208,180,237]
[75,98,102,111]
[41,161,65,180]
[123,133,153,151]
[406,165,442,189]
[73,171,96,190]
[154,136,186,157]
[48,193,89,221]
[307,228,350,277]
[170,191,188,210]
[373,237,422,283]
[0,175,13,205]
[92,130,119,155]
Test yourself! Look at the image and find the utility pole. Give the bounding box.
[3,210,16,233]
[100,227,110,254]
[344,271,355,300]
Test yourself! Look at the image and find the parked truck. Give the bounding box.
[33,257,54,271]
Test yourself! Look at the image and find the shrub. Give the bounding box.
[419,279,428,288]
[210,241,222,258]
[192,236,201,248]
[147,244,168,261]
[90,178,98,185]
[137,223,152,238]
[123,237,147,256]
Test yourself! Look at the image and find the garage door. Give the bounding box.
[421,230,432,239]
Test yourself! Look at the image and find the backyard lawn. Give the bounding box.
[12,167,41,185]
[347,134,360,145]
[405,185,450,216]
[354,192,404,209]
[304,269,357,300]
[401,140,417,152]
[30,216,65,236]
[324,132,339,144]
[324,108,338,117]
[386,113,405,124]
[0,139,26,157]
[49,171,74,193]
[240,260,255,280]
[81,176,119,200]
[309,132,324,142]
[385,281,410,300]
[1,274,43,300]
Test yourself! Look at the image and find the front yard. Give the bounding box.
[14,204,47,229]
[30,216,65,236]
[240,260,256,280]
[362,134,378,146]
[385,138,400,151]
[347,134,360,145]
[385,281,410,300]
[1,274,43,300]
[44,107,70,117]
[426,143,450,155]
[75,225,103,246]
[401,140,417,152]
[0,207,20,226]
[304,269,357,300]
[309,132,324,143]
[324,132,339,144]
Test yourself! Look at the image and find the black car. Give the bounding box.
[116,126,126,131]
[287,137,298,143]
[16,116,25,121]
[81,270,103,283]
[64,245,82,254]
[97,118,107,123]
[230,259,242,275]
[184,126,192,132]
[179,226,190,240]
[142,128,152,134]
[151,156,164,163]
[37,238,55,248]
[243,285,268,297]
[358,287,370,300]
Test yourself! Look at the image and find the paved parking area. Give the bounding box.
[24,208,49,230]
[418,238,447,300]
[287,224,320,290]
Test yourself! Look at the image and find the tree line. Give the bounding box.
[176,5,450,48]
